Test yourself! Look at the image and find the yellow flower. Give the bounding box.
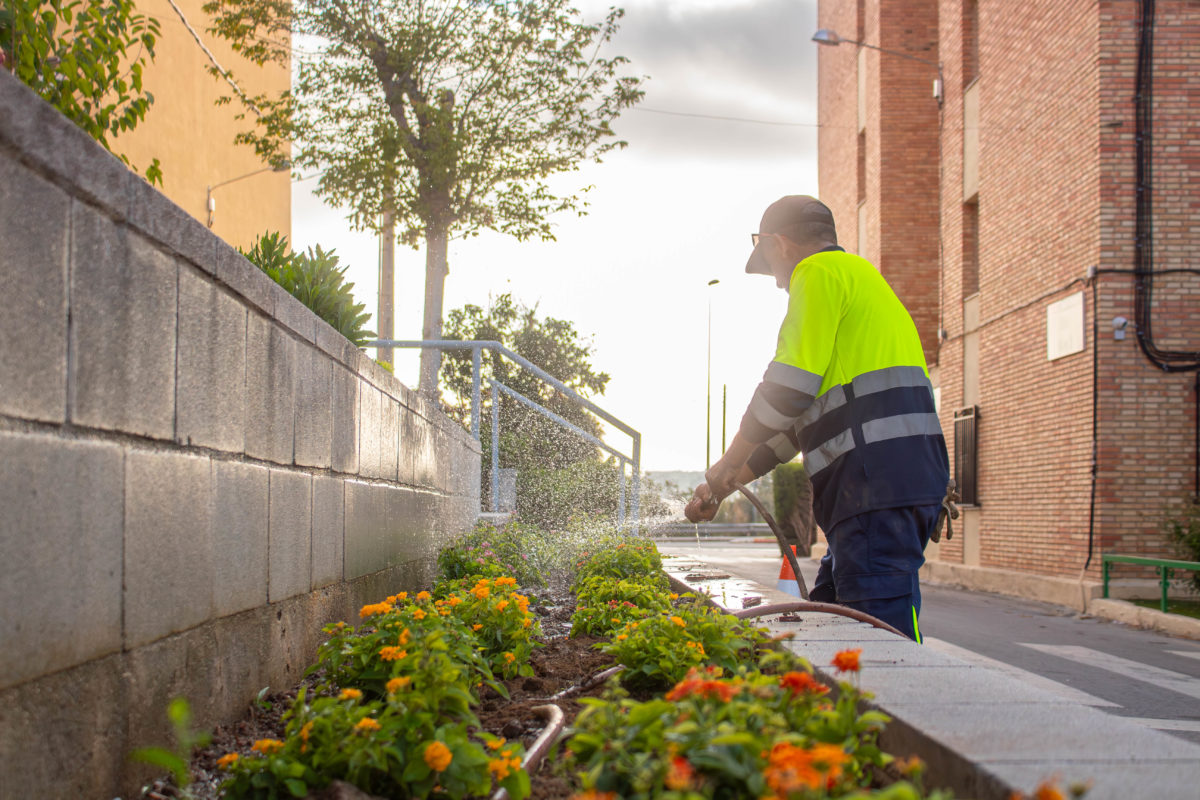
[216,753,239,769]
[354,717,381,733]
[670,615,686,628]
[412,608,427,620]
[251,739,284,755]
[386,676,411,692]
[339,688,363,701]
[379,646,407,661]
[424,741,453,772]
[417,590,432,602]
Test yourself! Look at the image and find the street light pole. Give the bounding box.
[706,278,720,468]
[206,161,291,228]
[811,28,944,104]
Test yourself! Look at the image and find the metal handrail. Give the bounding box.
[365,339,641,525]
[1101,553,1200,613]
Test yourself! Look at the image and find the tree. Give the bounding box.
[2,0,162,184]
[440,293,609,470]
[203,0,644,397]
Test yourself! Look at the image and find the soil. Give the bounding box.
[159,587,610,800]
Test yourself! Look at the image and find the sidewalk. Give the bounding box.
[663,550,1200,800]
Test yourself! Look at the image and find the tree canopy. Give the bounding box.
[2,0,162,184]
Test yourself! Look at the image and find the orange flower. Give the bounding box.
[416,590,432,601]
[360,602,393,618]
[339,688,363,700]
[448,595,463,607]
[670,615,686,628]
[522,618,532,628]
[495,576,517,587]
[216,753,239,769]
[472,585,491,599]
[616,633,628,640]
[503,652,516,664]
[665,668,738,702]
[299,721,313,743]
[412,608,427,620]
[354,717,380,733]
[487,737,507,751]
[780,671,829,696]
[669,592,680,600]
[386,676,411,692]
[831,648,862,673]
[764,743,823,793]
[1034,781,1065,800]
[570,792,616,800]
[665,756,695,790]
[496,599,510,612]
[489,757,513,780]
[808,743,849,781]
[394,591,408,601]
[472,623,483,631]
[424,741,453,772]
[251,739,284,755]
[379,646,407,661]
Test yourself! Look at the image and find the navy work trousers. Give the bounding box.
[808,504,940,642]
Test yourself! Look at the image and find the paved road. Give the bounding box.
[659,540,1200,744]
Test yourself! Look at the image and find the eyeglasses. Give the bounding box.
[750,232,767,247]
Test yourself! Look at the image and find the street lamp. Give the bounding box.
[706,278,720,468]
[812,28,943,104]
[206,161,292,228]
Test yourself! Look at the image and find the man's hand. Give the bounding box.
[704,460,738,501]
[685,482,720,523]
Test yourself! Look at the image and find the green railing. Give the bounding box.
[1101,554,1200,613]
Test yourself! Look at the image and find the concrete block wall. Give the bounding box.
[0,72,481,799]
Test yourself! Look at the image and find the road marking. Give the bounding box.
[1168,650,1200,662]
[923,638,1119,707]
[1018,643,1200,701]
[1118,717,1200,733]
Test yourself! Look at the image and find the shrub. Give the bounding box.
[600,599,771,691]
[436,521,550,589]
[241,232,374,347]
[434,577,542,679]
[566,653,903,800]
[573,539,664,587]
[1165,495,1200,593]
[218,687,529,800]
[312,594,501,709]
[570,576,672,638]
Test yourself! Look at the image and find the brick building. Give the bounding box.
[816,0,1199,601]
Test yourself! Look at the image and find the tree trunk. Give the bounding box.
[418,226,448,401]
[377,208,395,366]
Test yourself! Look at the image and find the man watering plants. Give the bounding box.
[685,195,950,642]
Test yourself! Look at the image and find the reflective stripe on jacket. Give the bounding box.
[738,248,949,531]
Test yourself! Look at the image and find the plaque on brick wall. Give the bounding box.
[1046,291,1085,361]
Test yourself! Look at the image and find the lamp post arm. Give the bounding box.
[838,37,944,97]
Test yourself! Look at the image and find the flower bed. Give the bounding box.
[169,522,1070,800]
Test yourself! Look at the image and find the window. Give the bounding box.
[954,406,979,505]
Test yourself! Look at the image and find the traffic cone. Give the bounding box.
[777,546,802,597]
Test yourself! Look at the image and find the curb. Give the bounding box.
[1085,598,1200,641]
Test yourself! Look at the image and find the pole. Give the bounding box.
[721,384,727,453]
[706,279,719,468]
[378,209,395,367]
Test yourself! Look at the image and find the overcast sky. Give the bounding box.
[291,0,821,473]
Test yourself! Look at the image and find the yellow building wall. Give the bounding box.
[114,0,290,251]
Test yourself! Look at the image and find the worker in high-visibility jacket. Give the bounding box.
[686,195,950,642]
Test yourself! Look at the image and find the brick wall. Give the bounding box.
[819,0,1199,582]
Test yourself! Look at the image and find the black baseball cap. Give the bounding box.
[745,195,836,275]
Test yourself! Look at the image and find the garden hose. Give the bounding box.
[732,481,809,600]
[730,482,907,638]
[733,601,907,638]
[491,704,566,800]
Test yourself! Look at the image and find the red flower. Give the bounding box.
[665,756,695,790]
[780,671,829,696]
[831,648,862,673]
